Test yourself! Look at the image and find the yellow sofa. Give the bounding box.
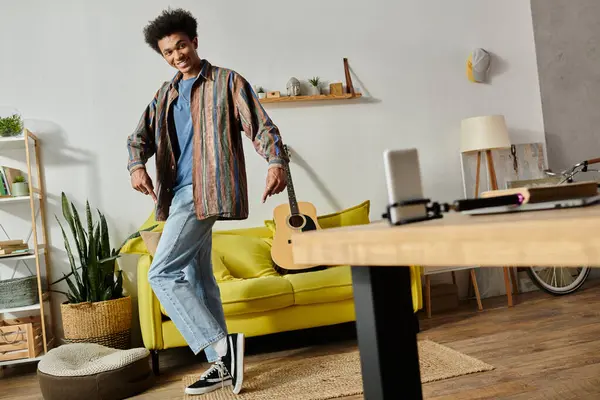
[120,200,423,374]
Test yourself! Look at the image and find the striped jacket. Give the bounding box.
[126,59,288,221]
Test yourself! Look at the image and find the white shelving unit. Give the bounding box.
[0,293,50,315]
[0,195,38,204]
[0,355,44,367]
[0,136,34,151]
[0,130,54,369]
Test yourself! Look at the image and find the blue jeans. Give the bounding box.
[148,185,228,362]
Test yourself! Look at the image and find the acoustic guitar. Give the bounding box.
[271,145,326,274]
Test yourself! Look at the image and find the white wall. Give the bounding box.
[0,0,545,341]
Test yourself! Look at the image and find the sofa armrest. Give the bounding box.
[137,254,165,350]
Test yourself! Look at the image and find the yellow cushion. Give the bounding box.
[140,231,161,255]
[211,251,239,283]
[264,200,370,232]
[284,266,353,305]
[120,211,164,254]
[212,234,278,279]
[317,200,371,228]
[160,276,294,317]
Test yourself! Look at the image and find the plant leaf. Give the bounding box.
[48,289,70,297]
[86,200,93,242]
[87,222,99,301]
[98,210,111,260]
[114,269,123,299]
[115,224,159,255]
[100,260,115,292]
[98,254,120,264]
[64,275,81,303]
[94,222,113,293]
[101,284,112,301]
[71,202,88,262]
[61,193,83,263]
[55,216,85,299]
[70,201,89,300]
[50,266,82,285]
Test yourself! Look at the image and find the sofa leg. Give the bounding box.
[151,350,160,376]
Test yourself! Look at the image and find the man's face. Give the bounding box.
[157,32,200,75]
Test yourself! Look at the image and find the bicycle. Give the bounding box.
[525,157,600,295]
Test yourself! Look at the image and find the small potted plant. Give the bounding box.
[12,175,29,197]
[308,77,321,96]
[0,111,23,137]
[256,87,266,99]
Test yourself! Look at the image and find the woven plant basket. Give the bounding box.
[61,295,132,350]
[0,276,39,309]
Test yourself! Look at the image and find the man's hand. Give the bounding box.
[262,166,287,203]
[131,168,157,204]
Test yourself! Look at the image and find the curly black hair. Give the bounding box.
[143,8,198,54]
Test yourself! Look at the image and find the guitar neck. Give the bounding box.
[284,161,300,215]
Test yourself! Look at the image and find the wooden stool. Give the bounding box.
[504,266,520,307]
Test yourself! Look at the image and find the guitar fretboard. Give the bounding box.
[285,160,299,216]
[283,145,299,216]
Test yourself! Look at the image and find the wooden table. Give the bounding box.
[290,205,600,399]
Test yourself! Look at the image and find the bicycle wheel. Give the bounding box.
[526,266,591,295]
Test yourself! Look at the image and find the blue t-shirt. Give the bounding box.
[172,76,196,192]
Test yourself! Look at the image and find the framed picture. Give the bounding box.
[506,177,562,189]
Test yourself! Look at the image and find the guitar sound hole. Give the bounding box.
[288,215,305,228]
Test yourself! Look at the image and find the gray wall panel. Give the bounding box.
[531,0,600,172]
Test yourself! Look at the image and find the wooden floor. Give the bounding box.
[3,281,600,399]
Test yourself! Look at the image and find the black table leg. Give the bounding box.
[351,265,422,400]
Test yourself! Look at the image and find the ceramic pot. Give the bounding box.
[12,182,29,197]
[307,86,321,96]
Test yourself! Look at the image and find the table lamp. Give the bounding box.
[461,115,511,197]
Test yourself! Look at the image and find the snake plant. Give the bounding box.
[53,192,157,303]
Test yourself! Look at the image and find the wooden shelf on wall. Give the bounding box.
[259,93,362,104]
[259,57,362,105]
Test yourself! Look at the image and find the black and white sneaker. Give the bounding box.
[184,361,232,395]
[222,333,245,394]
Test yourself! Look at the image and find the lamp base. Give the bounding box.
[474,150,499,197]
[472,149,517,307]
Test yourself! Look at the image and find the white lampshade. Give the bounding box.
[460,115,511,153]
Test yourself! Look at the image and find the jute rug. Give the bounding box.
[182,340,494,400]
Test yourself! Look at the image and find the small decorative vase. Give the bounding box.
[12,182,29,197]
[258,92,266,99]
[307,86,321,96]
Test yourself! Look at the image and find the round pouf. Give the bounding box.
[37,343,154,400]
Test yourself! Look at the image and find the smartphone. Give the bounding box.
[383,148,427,225]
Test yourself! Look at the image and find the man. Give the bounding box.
[126,8,288,396]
